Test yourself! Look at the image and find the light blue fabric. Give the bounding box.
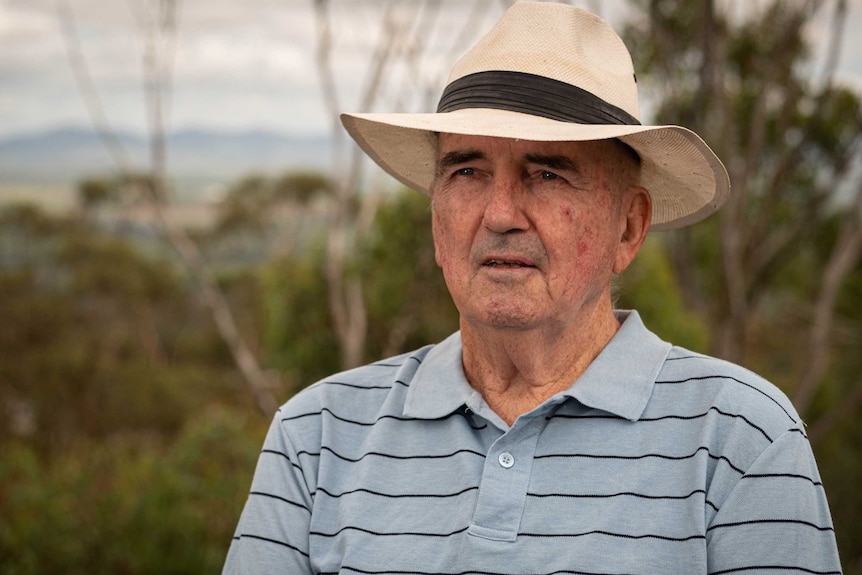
[224,311,842,575]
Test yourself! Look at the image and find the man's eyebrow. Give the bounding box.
[436,149,485,176]
[524,153,579,173]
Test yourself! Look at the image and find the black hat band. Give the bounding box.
[437,70,640,126]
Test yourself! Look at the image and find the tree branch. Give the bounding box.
[59,0,278,416]
[794,175,862,414]
[55,0,134,172]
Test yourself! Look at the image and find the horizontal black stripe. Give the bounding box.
[312,524,702,543]
[330,565,841,575]
[317,485,478,499]
[333,567,642,575]
[237,533,309,557]
[249,490,310,512]
[655,372,797,424]
[536,445,746,475]
[665,354,705,361]
[283,406,486,430]
[283,407,409,426]
[644,407,772,442]
[710,566,841,574]
[742,472,823,488]
[707,518,834,533]
[260,449,303,473]
[312,380,394,391]
[315,485,719,510]
[371,353,423,368]
[519,530,704,542]
[527,488,706,502]
[549,407,773,443]
[300,445,486,463]
[311,525,470,538]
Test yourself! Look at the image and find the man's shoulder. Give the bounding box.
[278,344,436,417]
[653,346,804,436]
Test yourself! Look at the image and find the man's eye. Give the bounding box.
[456,167,475,176]
[540,171,558,180]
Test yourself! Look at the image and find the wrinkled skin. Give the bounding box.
[430,133,651,423]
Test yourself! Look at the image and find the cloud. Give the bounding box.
[1,0,860,139]
[0,0,327,136]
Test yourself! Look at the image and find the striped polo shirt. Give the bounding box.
[224,311,842,575]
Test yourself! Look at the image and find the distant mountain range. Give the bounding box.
[0,127,333,187]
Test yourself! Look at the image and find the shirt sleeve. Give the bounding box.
[222,410,315,575]
[706,428,842,574]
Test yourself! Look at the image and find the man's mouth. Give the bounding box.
[483,259,534,268]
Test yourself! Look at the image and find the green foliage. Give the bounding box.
[259,189,458,394]
[215,171,334,236]
[273,171,334,205]
[216,174,273,234]
[74,173,164,213]
[617,236,710,352]
[359,190,459,359]
[0,206,235,448]
[261,243,342,394]
[0,407,266,575]
[77,177,119,210]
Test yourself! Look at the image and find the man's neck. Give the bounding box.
[459,302,620,426]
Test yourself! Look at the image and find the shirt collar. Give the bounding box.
[403,310,671,422]
[563,310,671,421]
[403,331,473,419]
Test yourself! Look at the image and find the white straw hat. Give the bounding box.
[340,1,730,230]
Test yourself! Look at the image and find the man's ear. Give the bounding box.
[613,186,651,274]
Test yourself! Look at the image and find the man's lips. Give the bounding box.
[482,258,536,268]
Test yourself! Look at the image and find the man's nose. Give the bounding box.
[482,176,530,234]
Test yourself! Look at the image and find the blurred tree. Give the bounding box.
[622,0,862,421]
[212,171,335,259]
[77,177,119,215]
[262,245,341,396]
[259,189,459,395]
[0,204,245,448]
[0,203,269,572]
[57,0,278,415]
[616,236,711,353]
[0,406,265,575]
[622,1,862,567]
[272,171,335,206]
[359,189,458,359]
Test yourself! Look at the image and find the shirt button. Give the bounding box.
[498,452,515,468]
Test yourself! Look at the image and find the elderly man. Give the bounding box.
[224,2,842,574]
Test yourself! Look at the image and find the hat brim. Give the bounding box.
[341,108,729,231]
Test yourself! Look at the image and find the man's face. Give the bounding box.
[430,133,645,333]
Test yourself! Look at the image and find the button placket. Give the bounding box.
[469,418,545,542]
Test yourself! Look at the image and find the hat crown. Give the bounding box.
[447,1,640,122]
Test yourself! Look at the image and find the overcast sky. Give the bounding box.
[2,0,861,139]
